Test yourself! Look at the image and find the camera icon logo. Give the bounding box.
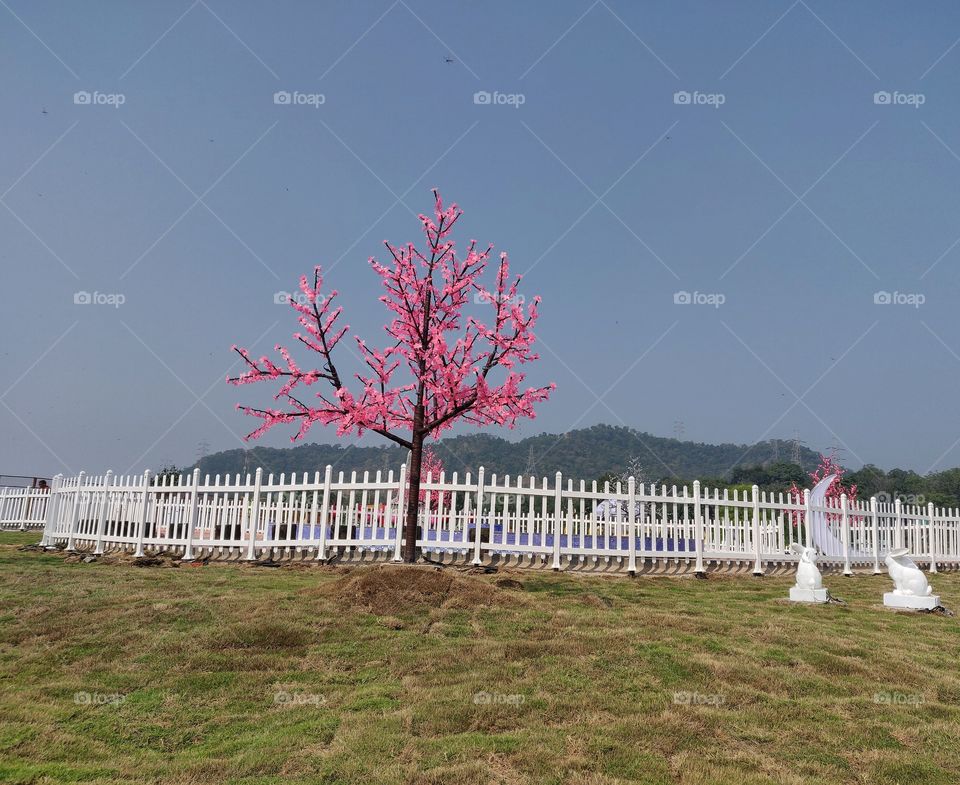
[873,290,892,305]
[673,91,691,105]
[74,91,91,105]
[73,291,92,305]
[273,291,292,305]
[873,91,891,105]
[673,290,692,305]
[274,91,292,105]
[473,91,492,105]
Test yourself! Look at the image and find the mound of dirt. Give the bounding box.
[334,565,497,615]
[582,593,614,609]
[58,550,183,567]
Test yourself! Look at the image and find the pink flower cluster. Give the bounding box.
[416,447,451,509]
[229,190,554,447]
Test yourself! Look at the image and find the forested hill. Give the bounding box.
[192,425,821,483]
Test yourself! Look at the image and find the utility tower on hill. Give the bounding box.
[791,429,806,465]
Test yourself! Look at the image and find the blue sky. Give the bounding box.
[2,0,960,478]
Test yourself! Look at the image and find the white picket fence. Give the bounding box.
[5,466,957,573]
[0,486,49,530]
[7,467,960,573]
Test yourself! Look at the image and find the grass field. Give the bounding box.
[1,531,959,785]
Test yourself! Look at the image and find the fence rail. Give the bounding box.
[4,467,957,572]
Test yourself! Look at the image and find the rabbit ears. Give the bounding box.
[888,547,910,558]
[789,543,813,556]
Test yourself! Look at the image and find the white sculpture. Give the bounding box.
[885,549,932,596]
[883,548,940,610]
[788,543,828,603]
[792,544,823,589]
[593,498,641,521]
[807,474,866,560]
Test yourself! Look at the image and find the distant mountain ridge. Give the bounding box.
[192,425,821,482]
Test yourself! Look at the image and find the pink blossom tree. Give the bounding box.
[229,190,553,561]
[418,446,451,511]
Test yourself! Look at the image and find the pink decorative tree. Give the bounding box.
[229,190,553,561]
[418,446,451,511]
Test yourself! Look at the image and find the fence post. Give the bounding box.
[840,493,851,575]
[552,472,562,570]
[870,496,881,573]
[304,470,319,553]
[803,488,813,550]
[183,468,201,561]
[94,471,114,554]
[928,501,938,574]
[0,488,16,531]
[391,464,407,562]
[751,484,762,575]
[65,472,86,552]
[27,486,36,530]
[0,487,13,531]
[692,480,704,574]
[133,470,151,558]
[246,467,263,561]
[3,486,13,529]
[317,465,333,560]
[40,475,61,547]
[23,487,35,530]
[894,498,903,550]
[23,486,36,531]
[628,476,637,574]
[471,466,486,565]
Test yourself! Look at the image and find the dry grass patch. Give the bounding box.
[1,532,959,784]
[333,564,499,615]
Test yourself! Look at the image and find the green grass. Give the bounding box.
[1,531,959,784]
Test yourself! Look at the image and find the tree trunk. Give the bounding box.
[402,426,425,563]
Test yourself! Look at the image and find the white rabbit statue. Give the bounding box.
[884,548,932,597]
[788,543,828,602]
[790,543,823,590]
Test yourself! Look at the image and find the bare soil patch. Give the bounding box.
[333,564,498,615]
